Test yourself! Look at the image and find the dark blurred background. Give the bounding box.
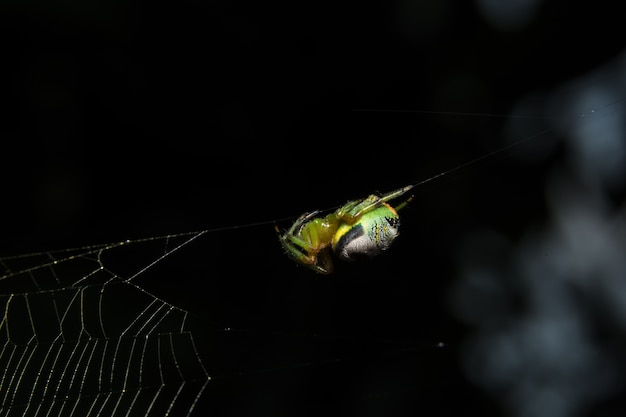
[1,0,625,416]
[1,0,622,250]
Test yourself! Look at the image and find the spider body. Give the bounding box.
[276,186,413,274]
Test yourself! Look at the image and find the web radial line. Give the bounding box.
[71,252,106,289]
[144,385,164,417]
[117,299,160,338]
[0,346,8,413]
[122,336,149,417]
[107,337,124,401]
[6,339,37,412]
[50,292,63,335]
[97,286,107,340]
[128,301,169,338]
[0,296,19,409]
[0,300,7,337]
[83,390,103,417]
[177,309,213,403]
[104,319,152,417]
[68,339,99,417]
[188,337,210,382]
[109,335,139,417]
[165,382,186,417]
[179,311,188,334]
[5,295,38,413]
[94,389,114,417]
[46,331,88,416]
[124,231,207,285]
[171,333,184,376]
[57,291,80,342]
[45,254,63,288]
[23,296,37,341]
[1,231,207,269]
[143,335,166,417]
[126,335,149,417]
[143,305,174,337]
[41,341,68,417]
[121,337,140,392]
[97,338,110,394]
[11,339,37,406]
[184,323,210,380]
[55,339,92,417]
[163,332,185,417]
[0,233,217,417]
[122,389,142,417]
[19,334,61,417]
[78,289,91,340]
[0,344,17,408]
[184,378,210,417]
[1,295,13,340]
[0,344,18,411]
[0,245,115,282]
[1,344,33,410]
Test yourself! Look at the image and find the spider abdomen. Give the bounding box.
[333,205,400,261]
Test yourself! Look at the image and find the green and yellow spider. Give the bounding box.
[275,185,414,274]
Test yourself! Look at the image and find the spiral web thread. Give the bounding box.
[0,232,210,417]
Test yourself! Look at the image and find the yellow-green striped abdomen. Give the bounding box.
[332,203,400,261]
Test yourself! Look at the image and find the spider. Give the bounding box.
[275,185,414,274]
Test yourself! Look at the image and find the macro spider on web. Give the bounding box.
[275,185,414,274]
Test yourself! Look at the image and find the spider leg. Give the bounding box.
[346,185,415,219]
[275,214,334,274]
[278,234,333,274]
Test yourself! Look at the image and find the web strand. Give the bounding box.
[0,235,211,417]
[0,94,623,417]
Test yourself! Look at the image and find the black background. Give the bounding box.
[1,0,625,416]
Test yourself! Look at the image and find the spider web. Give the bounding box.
[0,232,211,417]
[0,229,450,417]
[2,55,625,417]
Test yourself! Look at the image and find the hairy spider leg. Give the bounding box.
[338,185,415,221]
[276,211,339,274]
